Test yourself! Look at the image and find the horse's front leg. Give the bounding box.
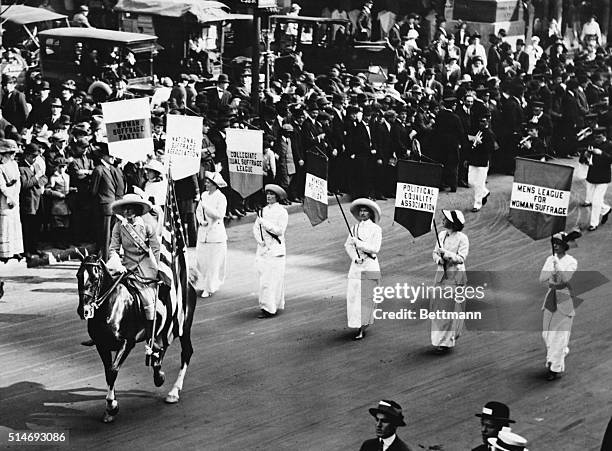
[101,339,134,423]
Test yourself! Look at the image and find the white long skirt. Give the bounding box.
[195,242,227,294]
[430,285,466,348]
[347,277,378,328]
[256,255,285,314]
[468,165,490,209]
[0,209,23,258]
[542,309,573,373]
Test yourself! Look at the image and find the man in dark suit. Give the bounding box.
[328,93,346,193]
[515,39,530,74]
[359,399,415,451]
[345,105,373,198]
[19,143,47,258]
[207,74,233,116]
[433,97,465,191]
[372,110,395,199]
[90,143,125,261]
[472,401,515,451]
[559,79,580,157]
[27,81,53,127]
[2,75,28,130]
[422,68,443,102]
[495,82,524,173]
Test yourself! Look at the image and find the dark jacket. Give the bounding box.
[587,140,612,184]
[359,436,414,451]
[433,108,465,164]
[468,128,496,166]
[90,163,125,215]
[19,163,47,215]
[346,120,372,158]
[2,89,28,129]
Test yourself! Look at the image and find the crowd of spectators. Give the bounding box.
[1,1,612,262]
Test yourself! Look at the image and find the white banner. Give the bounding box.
[305,173,328,205]
[165,115,203,181]
[226,129,264,175]
[395,183,439,213]
[510,182,570,216]
[102,97,152,163]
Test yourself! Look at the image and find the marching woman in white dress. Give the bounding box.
[253,184,288,318]
[539,231,579,381]
[194,171,228,298]
[0,139,23,262]
[345,198,382,340]
[431,210,469,353]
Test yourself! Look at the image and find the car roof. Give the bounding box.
[38,27,157,44]
[0,5,67,25]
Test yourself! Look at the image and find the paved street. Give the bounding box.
[1,163,611,450]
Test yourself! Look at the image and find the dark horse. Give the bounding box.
[76,251,197,423]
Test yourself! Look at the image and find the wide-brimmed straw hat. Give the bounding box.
[368,400,407,427]
[111,193,152,215]
[264,183,287,201]
[350,198,381,224]
[205,171,227,188]
[442,209,465,231]
[488,428,529,451]
[144,159,165,176]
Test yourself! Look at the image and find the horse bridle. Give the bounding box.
[79,260,126,320]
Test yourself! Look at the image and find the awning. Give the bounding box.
[0,5,67,25]
[114,0,233,23]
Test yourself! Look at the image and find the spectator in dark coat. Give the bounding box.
[433,97,465,191]
[27,81,53,128]
[19,144,47,257]
[2,76,28,130]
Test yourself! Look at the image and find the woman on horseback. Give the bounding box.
[108,193,161,355]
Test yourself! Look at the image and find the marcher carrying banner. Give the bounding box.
[102,97,152,163]
[303,151,328,226]
[226,128,264,199]
[394,159,443,237]
[165,115,203,181]
[508,157,574,240]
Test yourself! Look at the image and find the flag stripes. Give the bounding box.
[156,177,188,348]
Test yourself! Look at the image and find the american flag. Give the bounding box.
[156,178,188,348]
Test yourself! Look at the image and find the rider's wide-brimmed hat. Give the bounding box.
[111,193,152,215]
[350,198,381,223]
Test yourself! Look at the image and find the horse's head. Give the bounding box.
[76,252,109,320]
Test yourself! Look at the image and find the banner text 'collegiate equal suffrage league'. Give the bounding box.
[395,183,439,212]
[305,173,328,204]
[106,119,148,143]
[361,271,608,331]
[228,151,264,175]
[510,183,570,216]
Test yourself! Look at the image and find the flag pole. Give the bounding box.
[334,193,361,259]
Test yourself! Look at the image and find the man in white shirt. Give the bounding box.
[359,400,415,451]
[464,33,487,69]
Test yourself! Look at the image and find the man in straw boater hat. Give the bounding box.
[488,427,529,451]
[538,230,579,381]
[253,184,288,318]
[107,193,161,356]
[345,198,382,340]
[472,401,515,451]
[194,171,228,299]
[359,399,414,451]
[430,209,469,353]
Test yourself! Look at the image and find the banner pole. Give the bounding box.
[334,193,361,260]
[432,217,447,276]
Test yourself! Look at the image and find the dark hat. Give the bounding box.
[23,143,40,155]
[151,116,164,127]
[368,400,406,427]
[475,401,515,424]
[96,142,110,156]
[551,229,581,250]
[425,68,435,76]
[217,74,230,84]
[59,114,72,126]
[472,55,484,64]
[61,80,76,91]
[332,93,346,103]
[317,111,332,122]
[523,121,540,130]
[71,124,89,136]
[50,98,62,108]
[472,32,481,38]
[531,101,544,108]
[38,81,51,91]
[516,38,525,46]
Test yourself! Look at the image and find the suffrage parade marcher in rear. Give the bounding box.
[583,127,612,231]
[431,210,469,353]
[108,194,161,356]
[538,232,579,381]
[253,184,288,318]
[345,198,382,341]
[468,115,495,212]
[194,171,227,298]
